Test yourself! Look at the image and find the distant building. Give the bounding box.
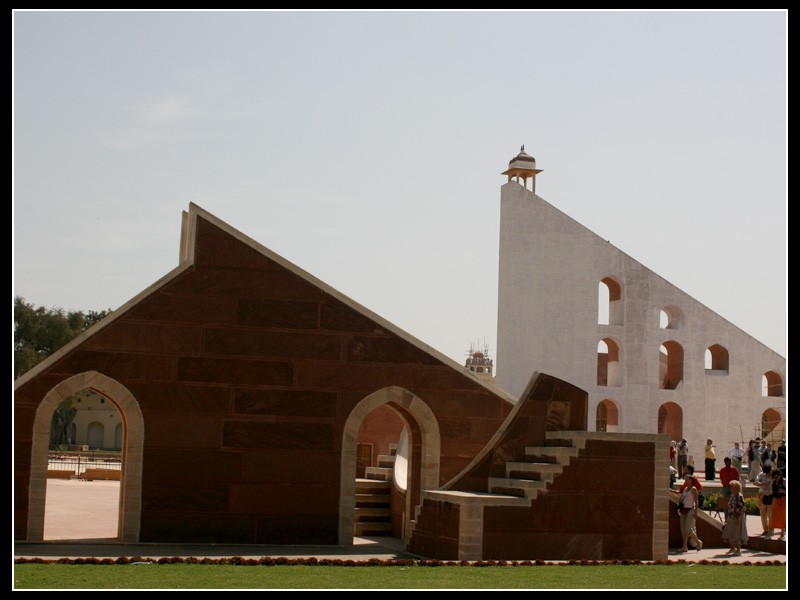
[63,390,123,451]
[465,344,495,384]
[496,147,786,460]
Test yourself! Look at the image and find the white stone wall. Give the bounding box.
[70,395,123,450]
[496,181,786,460]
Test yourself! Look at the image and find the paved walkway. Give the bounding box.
[14,479,786,564]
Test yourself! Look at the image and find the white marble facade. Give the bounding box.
[496,162,786,463]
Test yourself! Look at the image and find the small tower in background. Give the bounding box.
[501,144,542,193]
[465,342,495,384]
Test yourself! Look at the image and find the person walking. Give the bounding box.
[704,439,716,481]
[755,464,774,536]
[676,473,703,553]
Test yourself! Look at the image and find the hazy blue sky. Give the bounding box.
[13,10,787,375]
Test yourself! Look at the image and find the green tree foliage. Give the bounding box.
[13,297,112,379]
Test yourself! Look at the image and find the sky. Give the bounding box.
[12,10,787,376]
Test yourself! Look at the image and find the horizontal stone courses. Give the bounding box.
[166,266,325,299]
[234,389,338,418]
[177,357,294,386]
[222,421,334,451]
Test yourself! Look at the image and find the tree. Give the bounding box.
[50,398,78,448]
[13,297,112,379]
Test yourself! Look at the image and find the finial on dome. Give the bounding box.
[521,144,525,152]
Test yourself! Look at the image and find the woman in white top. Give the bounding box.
[755,464,774,536]
[676,473,703,553]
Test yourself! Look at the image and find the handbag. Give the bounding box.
[762,494,773,506]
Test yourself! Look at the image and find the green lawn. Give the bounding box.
[14,563,787,590]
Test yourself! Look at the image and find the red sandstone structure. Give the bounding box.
[14,204,671,560]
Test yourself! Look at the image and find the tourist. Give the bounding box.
[769,469,786,540]
[678,464,703,493]
[757,440,768,468]
[670,440,677,471]
[756,464,774,536]
[777,440,786,477]
[704,439,716,480]
[723,480,747,556]
[719,457,739,500]
[728,442,745,472]
[763,443,776,468]
[747,439,761,483]
[676,474,702,553]
[677,439,689,478]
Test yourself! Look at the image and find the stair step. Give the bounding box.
[507,461,563,472]
[355,478,391,493]
[488,476,546,499]
[525,446,579,462]
[354,522,392,536]
[355,493,390,506]
[544,438,575,448]
[506,461,562,481]
[355,507,391,519]
[365,466,394,481]
[377,454,396,467]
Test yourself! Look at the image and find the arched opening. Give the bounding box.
[761,408,783,439]
[659,305,684,330]
[657,402,683,444]
[762,371,784,397]
[27,371,144,543]
[658,341,684,390]
[353,404,406,537]
[596,338,622,387]
[339,386,440,545]
[598,277,623,326]
[704,344,729,373]
[595,399,619,432]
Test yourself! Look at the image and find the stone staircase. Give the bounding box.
[487,436,581,499]
[416,435,584,531]
[354,444,397,536]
